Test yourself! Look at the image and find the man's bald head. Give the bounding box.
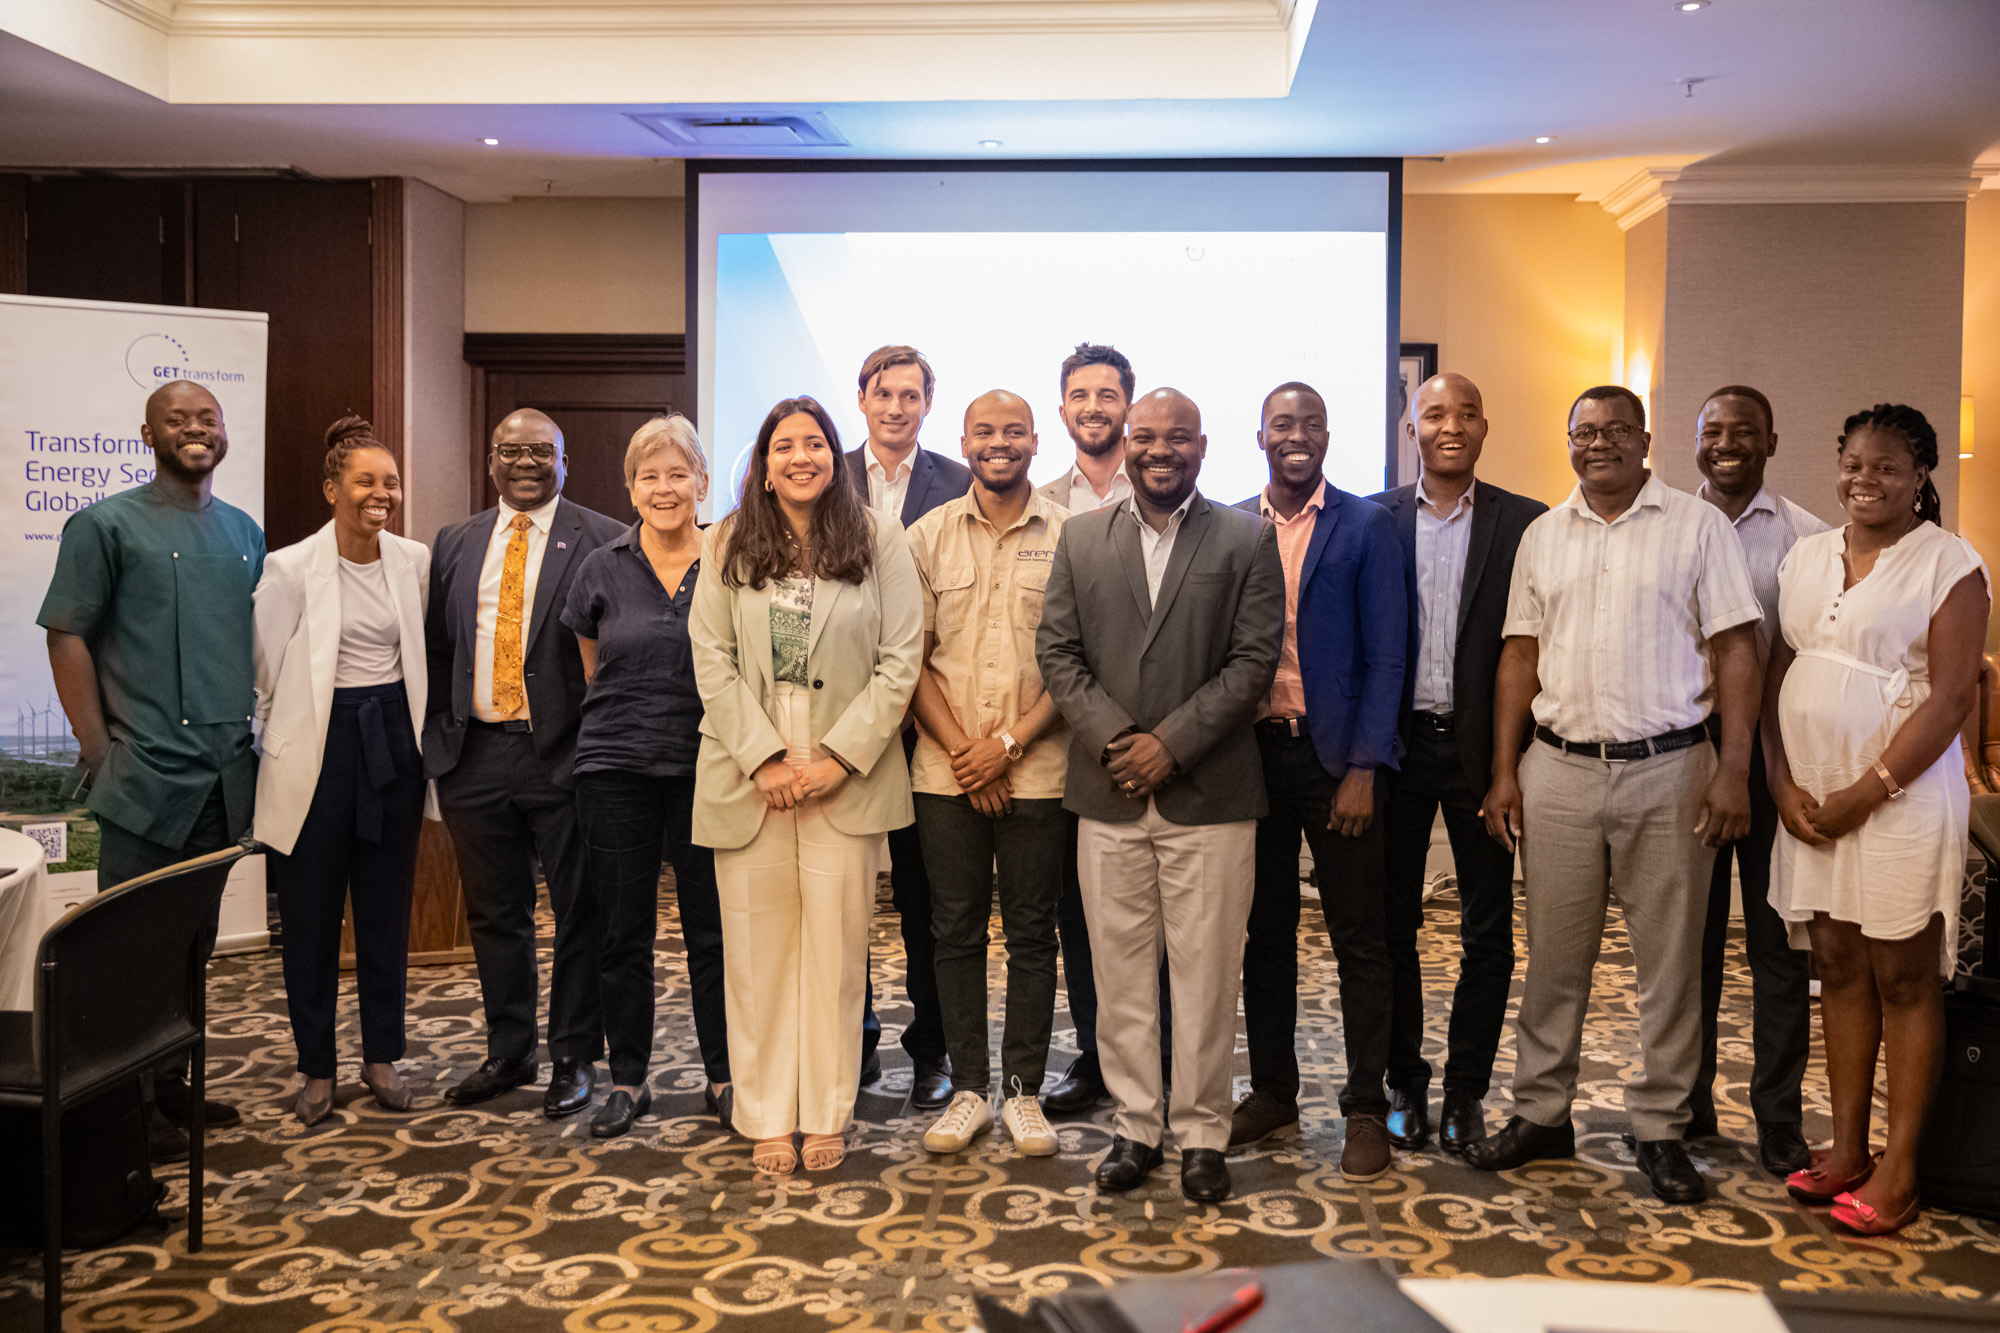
[964,389,1033,432]
[142,379,229,483]
[492,407,564,450]
[1406,371,1488,485]
[1128,387,1201,436]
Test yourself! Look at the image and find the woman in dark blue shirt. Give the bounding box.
[562,415,728,1138]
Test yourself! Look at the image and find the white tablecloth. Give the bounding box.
[0,827,59,1012]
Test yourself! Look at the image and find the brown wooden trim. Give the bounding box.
[0,174,26,294]
[370,177,407,535]
[464,332,686,374]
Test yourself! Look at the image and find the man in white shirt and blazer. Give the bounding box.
[425,409,626,1117]
[1036,387,1284,1204]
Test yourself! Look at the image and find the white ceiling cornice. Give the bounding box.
[1601,163,1988,229]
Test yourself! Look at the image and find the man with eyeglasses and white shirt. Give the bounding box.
[1469,386,1762,1207]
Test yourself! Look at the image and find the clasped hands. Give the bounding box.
[752,752,850,811]
[1105,731,1176,802]
[948,734,1015,816]
[1772,772,1881,847]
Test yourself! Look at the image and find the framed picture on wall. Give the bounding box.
[1397,342,1439,487]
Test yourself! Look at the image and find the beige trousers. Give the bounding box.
[1077,802,1257,1152]
[715,683,881,1140]
[1510,739,1717,1141]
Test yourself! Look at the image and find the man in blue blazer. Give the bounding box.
[1230,382,1408,1183]
[1370,373,1546,1157]
[842,344,973,1109]
[426,409,626,1116]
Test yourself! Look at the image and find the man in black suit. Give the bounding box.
[843,344,973,1110]
[1369,373,1547,1154]
[426,408,626,1117]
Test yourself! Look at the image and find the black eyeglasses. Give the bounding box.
[1568,423,1639,447]
[494,443,558,462]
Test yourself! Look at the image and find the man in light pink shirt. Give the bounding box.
[1229,382,1408,1182]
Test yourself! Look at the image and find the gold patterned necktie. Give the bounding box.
[492,513,532,717]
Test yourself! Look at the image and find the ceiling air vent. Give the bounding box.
[630,113,847,149]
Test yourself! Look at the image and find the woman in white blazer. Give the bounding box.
[690,395,922,1175]
[253,417,431,1126]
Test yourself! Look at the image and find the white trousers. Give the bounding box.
[716,684,881,1139]
[1077,802,1256,1152]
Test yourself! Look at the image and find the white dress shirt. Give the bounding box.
[1413,475,1476,714]
[1503,475,1761,743]
[473,494,559,722]
[865,444,915,518]
[1703,483,1830,648]
[1061,460,1132,515]
[1125,491,1195,608]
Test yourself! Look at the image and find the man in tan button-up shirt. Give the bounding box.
[907,389,1070,1159]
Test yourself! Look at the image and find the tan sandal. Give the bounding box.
[751,1136,797,1175]
[801,1132,845,1171]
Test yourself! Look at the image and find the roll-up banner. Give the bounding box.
[0,293,271,953]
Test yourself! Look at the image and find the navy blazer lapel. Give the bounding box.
[1459,485,1501,634]
[1298,482,1339,593]
[1110,506,1152,626]
[525,500,583,659]
[900,448,933,527]
[453,508,496,655]
[1140,495,1213,657]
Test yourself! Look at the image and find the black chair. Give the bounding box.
[0,840,251,1333]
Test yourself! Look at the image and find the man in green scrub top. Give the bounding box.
[40,379,265,1156]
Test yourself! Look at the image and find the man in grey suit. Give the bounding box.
[1036,388,1284,1203]
[842,344,973,1108]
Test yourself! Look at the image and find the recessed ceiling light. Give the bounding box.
[481,137,500,146]
[1675,1,1709,10]
[1534,135,1556,145]
[977,139,1004,149]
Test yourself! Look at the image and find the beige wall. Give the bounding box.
[1963,191,2000,643]
[1400,194,1626,506]
[405,178,469,543]
[1650,201,1965,529]
[464,197,684,334]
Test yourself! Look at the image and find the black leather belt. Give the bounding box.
[1255,715,1307,738]
[1535,719,1712,761]
[1419,712,1454,733]
[471,717,533,733]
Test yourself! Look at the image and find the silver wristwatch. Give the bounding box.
[1000,731,1025,762]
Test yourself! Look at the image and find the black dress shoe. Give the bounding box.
[153,1074,243,1127]
[910,1058,954,1111]
[145,1103,190,1164]
[704,1083,735,1131]
[1635,1138,1707,1204]
[1386,1084,1431,1152]
[544,1060,597,1118]
[1461,1115,1575,1171]
[1439,1090,1487,1154]
[1181,1148,1231,1203]
[1095,1136,1164,1192]
[444,1056,538,1106]
[858,1048,883,1090]
[1043,1054,1107,1114]
[590,1085,653,1138]
[1756,1121,1811,1177]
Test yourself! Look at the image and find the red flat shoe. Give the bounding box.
[1830,1190,1920,1235]
[1786,1153,1875,1205]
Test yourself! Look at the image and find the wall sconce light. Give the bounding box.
[1963,394,1975,460]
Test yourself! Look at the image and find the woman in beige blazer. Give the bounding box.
[690,395,922,1174]
[253,417,430,1126]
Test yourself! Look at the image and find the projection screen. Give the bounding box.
[689,160,1402,513]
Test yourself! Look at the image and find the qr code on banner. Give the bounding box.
[21,822,67,865]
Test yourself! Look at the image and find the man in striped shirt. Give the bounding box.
[1468,385,1763,1205]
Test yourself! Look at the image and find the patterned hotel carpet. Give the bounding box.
[4,879,1999,1332]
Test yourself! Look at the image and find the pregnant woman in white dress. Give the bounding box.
[1764,404,1989,1236]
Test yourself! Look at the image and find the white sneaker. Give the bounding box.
[923,1090,992,1153]
[1002,1094,1059,1157]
